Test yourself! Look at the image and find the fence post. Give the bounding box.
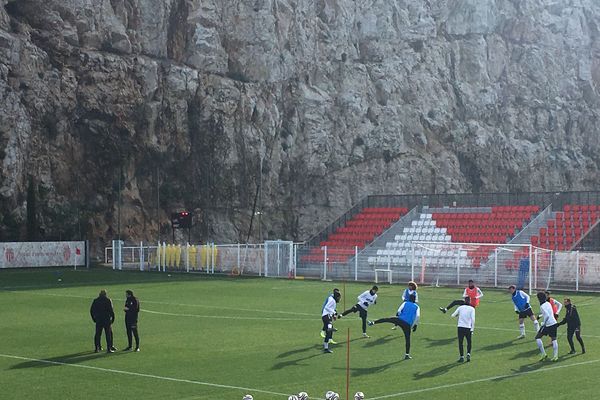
[264,242,268,277]
[410,244,415,281]
[111,240,116,270]
[212,243,215,274]
[533,248,537,290]
[354,246,358,281]
[576,251,580,291]
[456,251,460,286]
[186,243,190,273]
[528,245,533,295]
[323,246,328,281]
[139,241,144,271]
[237,243,241,273]
[494,248,498,287]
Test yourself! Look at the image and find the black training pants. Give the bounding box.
[374,317,412,354]
[457,327,472,357]
[126,318,140,348]
[567,326,585,352]
[342,304,368,333]
[94,322,113,350]
[322,315,333,343]
[446,299,466,311]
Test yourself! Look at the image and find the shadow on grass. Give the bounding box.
[413,362,463,380]
[422,336,455,347]
[271,351,323,370]
[361,334,397,348]
[333,360,403,377]
[0,267,265,292]
[9,350,128,369]
[509,348,539,360]
[277,344,322,359]
[479,338,523,352]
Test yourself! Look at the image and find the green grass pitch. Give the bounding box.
[1,268,599,400]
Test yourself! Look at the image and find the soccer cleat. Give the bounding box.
[582,349,586,354]
[123,347,132,351]
[516,334,526,339]
[107,348,115,354]
[367,320,374,326]
[110,346,117,351]
[466,354,471,362]
[329,339,338,345]
[539,354,548,362]
[439,307,447,314]
[391,325,397,330]
[569,350,576,355]
[134,348,140,352]
[323,348,333,354]
[404,354,412,360]
[362,333,370,338]
[320,331,326,338]
[551,356,559,362]
[457,356,464,363]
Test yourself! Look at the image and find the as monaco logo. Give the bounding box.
[5,248,14,263]
[63,246,71,262]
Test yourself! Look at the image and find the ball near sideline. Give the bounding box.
[325,391,340,400]
[354,392,365,400]
[288,396,299,400]
[242,395,253,400]
[298,391,309,400]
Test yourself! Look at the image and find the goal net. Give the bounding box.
[264,240,295,278]
[411,242,548,292]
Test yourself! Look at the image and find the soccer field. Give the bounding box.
[1,268,599,400]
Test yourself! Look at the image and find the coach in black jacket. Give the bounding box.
[557,298,585,354]
[90,289,116,353]
[123,290,140,351]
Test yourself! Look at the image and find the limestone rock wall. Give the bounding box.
[1,0,599,254]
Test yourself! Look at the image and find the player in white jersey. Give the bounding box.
[341,286,378,338]
[535,292,559,361]
[321,290,341,353]
[451,297,475,362]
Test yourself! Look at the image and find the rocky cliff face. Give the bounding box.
[1,0,600,253]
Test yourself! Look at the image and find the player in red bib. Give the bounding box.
[439,280,483,313]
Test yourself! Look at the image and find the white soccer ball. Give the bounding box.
[325,391,340,400]
[298,392,309,400]
[242,395,253,400]
[288,396,299,400]
[354,391,365,400]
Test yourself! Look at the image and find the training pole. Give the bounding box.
[343,281,346,311]
[346,327,350,400]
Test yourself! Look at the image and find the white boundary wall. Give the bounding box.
[0,241,87,268]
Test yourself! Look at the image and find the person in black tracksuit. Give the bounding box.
[124,290,140,351]
[90,289,116,353]
[557,298,585,354]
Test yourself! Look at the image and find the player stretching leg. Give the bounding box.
[368,293,420,359]
[440,280,483,313]
[451,297,475,362]
[322,290,341,353]
[341,285,378,338]
[392,281,418,330]
[535,292,559,361]
[509,285,539,338]
[557,298,585,354]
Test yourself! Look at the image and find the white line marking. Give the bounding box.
[368,358,600,399]
[142,309,313,322]
[0,353,290,398]
[6,290,316,317]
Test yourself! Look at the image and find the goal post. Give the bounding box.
[264,240,295,278]
[411,241,548,293]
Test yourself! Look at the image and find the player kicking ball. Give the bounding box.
[392,281,418,330]
[321,290,342,353]
[508,285,539,338]
[535,292,559,361]
[340,285,378,338]
[368,293,420,359]
[439,279,483,314]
